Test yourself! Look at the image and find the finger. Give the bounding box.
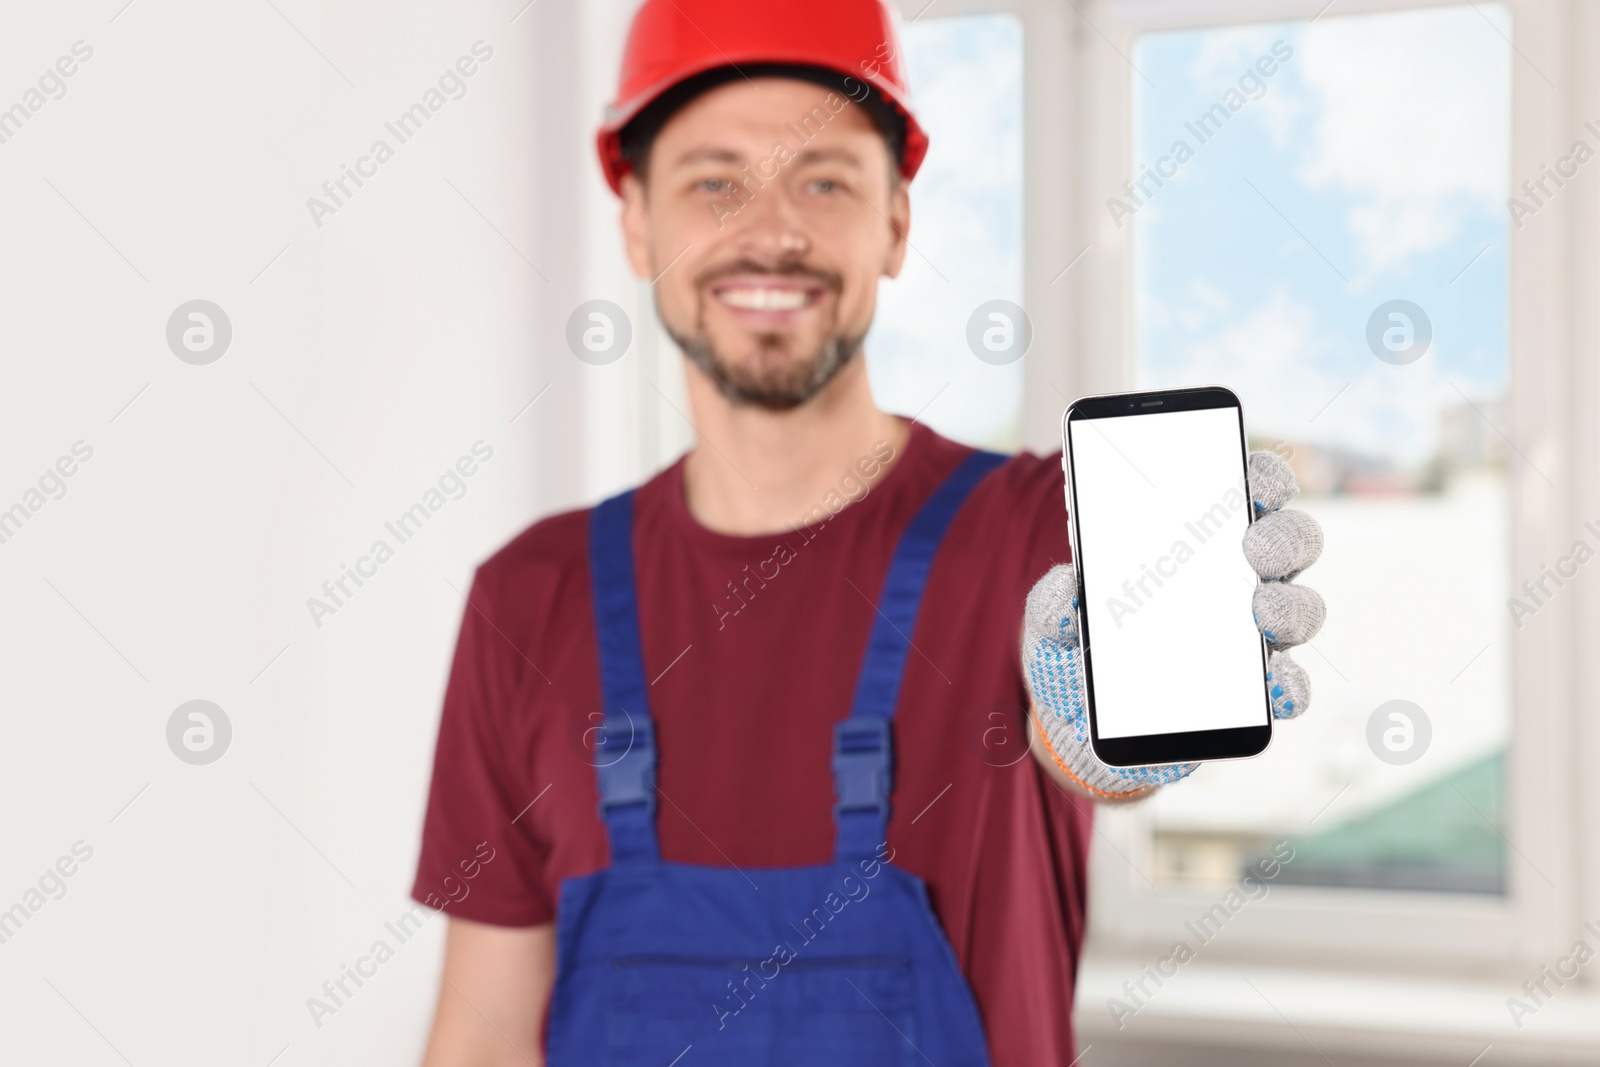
[1024,563,1080,649]
[1243,507,1323,580]
[1248,451,1299,513]
[1253,582,1326,648]
[1267,649,1310,719]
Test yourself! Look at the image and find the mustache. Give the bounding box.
[693,259,843,294]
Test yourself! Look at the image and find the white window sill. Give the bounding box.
[1073,954,1600,1065]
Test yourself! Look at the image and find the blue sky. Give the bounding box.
[866,14,1025,450]
[1132,5,1511,467]
[861,5,1510,464]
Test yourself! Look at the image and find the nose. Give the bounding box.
[729,180,812,264]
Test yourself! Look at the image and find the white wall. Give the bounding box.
[0,1,640,1063]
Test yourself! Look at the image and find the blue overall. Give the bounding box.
[547,451,1005,1067]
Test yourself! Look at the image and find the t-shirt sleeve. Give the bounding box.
[1007,448,1095,831]
[411,566,554,926]
[1016,447,1072,581]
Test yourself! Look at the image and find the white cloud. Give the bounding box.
[1183,23,1307,147]
[1178,278,1232,334]
[1149,287,1338,416]
[1145,287,1469,466]
[867,16,1026,448]
[1188,25,1284,84]
[1296,5,1511,276]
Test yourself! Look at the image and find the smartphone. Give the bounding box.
[1061,386,1271,767]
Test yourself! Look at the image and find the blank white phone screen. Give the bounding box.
[1068,406,1266,739]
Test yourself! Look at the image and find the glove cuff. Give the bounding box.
[1028,699,1199,797]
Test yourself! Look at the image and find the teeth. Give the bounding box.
[717,287,809,311]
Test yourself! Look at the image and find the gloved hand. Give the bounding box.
[1022,451,1325,800]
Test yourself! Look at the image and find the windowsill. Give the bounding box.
[1074,954,1600,1065]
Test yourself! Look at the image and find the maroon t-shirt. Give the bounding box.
[412,423,1093,1064]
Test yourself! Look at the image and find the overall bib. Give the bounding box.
[547,451,1004,1067]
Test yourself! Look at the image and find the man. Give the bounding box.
[413,1,1324,1064]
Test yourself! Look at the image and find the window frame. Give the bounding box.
[1024,0,1597,997]
[902,0,1598,1011]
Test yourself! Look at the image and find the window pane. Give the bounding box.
[1131,5,1512,894]
[867,14,1025,451]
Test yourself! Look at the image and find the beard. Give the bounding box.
[669,328,865,411]
[662,260,865,411]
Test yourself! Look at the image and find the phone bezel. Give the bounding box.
[1060,385,1273,767]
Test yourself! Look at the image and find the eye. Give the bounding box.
[697,177,733,195]
[808,178,841,195]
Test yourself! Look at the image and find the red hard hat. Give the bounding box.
[596,0,928,195]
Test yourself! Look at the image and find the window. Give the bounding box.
[1130,5,1514,895]
[867,13,1026,451]
[1055,4,1600,1052]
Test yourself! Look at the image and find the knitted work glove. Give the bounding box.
[1023,450,1324,800]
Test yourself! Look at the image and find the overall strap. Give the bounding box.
[833,449,1007,862]
[588,491,660,864]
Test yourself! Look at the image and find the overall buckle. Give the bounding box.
[596,714,657,814]
[832,717,891,821]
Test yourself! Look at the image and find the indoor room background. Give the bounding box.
[1,0,1598,1064]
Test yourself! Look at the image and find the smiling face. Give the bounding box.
[620,76,910,410]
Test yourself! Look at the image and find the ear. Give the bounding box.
[619,172,654,280]
[882,178,911,280]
